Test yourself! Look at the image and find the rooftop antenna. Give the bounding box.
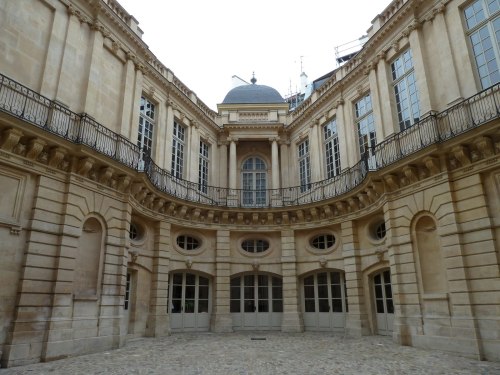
[300,56,304,73]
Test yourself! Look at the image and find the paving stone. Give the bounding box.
[1,332,499,375]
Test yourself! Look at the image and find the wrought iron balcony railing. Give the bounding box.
[0,73,498,208]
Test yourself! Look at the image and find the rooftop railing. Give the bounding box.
[0,72,498,209]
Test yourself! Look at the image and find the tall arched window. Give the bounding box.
[241,157,267,206]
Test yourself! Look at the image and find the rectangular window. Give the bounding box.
[171,121,185,179]
[198,140,209,193]
[464,0,500,88]
[391,49,421,130]
[323,118,341,178]
[355,93,377,159]
[138,96,155,157]
[124,273,131,310]
[298,139,311,192]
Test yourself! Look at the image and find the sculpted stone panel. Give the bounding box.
[0,168,26,226]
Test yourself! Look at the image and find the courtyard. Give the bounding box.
[1,332,499,375]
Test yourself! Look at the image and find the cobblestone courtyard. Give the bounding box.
[1,332,499,375]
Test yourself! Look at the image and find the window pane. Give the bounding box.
[230,300,240,313]
[198,300,209,313]
[318,299,330,312]
[305,299,315,313]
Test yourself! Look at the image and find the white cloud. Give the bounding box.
[117,0,392,110]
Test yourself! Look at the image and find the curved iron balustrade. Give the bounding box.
[0,73,498,208]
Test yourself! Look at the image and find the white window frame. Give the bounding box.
[391,49,421,131]
[355,93,377,161]
[171,120,186,179]
[198,140,210,193]
[298,139,311,192]
[323,118,341,179]
[138,96,155,157]
[464,0,500,89]
[241,156,267,207]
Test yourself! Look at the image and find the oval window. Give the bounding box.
[241,239,269,253]
[310,234,336,250]
[374,222,386,240]
[176,235,200,250]
[129,222,143,241]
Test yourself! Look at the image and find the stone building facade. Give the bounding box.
[0,0,499,368]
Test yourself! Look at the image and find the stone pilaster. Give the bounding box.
[211,230,233,332]
[367,64,386,140]
[3,176,67,367]
[281,229,303,332]
[408,23,433,115]
[82,23,104,115]
[119,59,136,139]
[341,220,370,337]
[146,221,171,336]
[384,200,423,346]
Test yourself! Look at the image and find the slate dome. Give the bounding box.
[222,80,285,104]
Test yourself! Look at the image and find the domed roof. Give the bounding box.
[222,78,285,104]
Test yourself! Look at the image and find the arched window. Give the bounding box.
[241,157,267,206]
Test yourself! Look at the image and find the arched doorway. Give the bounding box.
[302,270,348,331]
[372,269,394,335]
[169,272,211,332]
[241,157,267,206]
[230,274,283,330]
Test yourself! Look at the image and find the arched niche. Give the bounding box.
[73,217,105,298]
[414,214,447,294]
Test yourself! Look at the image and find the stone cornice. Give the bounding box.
[1,105,498,231]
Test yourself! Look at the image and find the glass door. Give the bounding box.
[170,272,210,332]
[373,270,394,335]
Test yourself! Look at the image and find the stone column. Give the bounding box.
[407,21,433,115]
[341,220,370,337]
[279,139,290,187]
[228,137,238,190]
[211,230,233,332]
[218,140,228,188]
[146,221,171,336]
[281,229,303,332]
[270,137,280,190]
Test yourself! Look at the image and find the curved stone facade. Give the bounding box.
[0,0,499,367]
